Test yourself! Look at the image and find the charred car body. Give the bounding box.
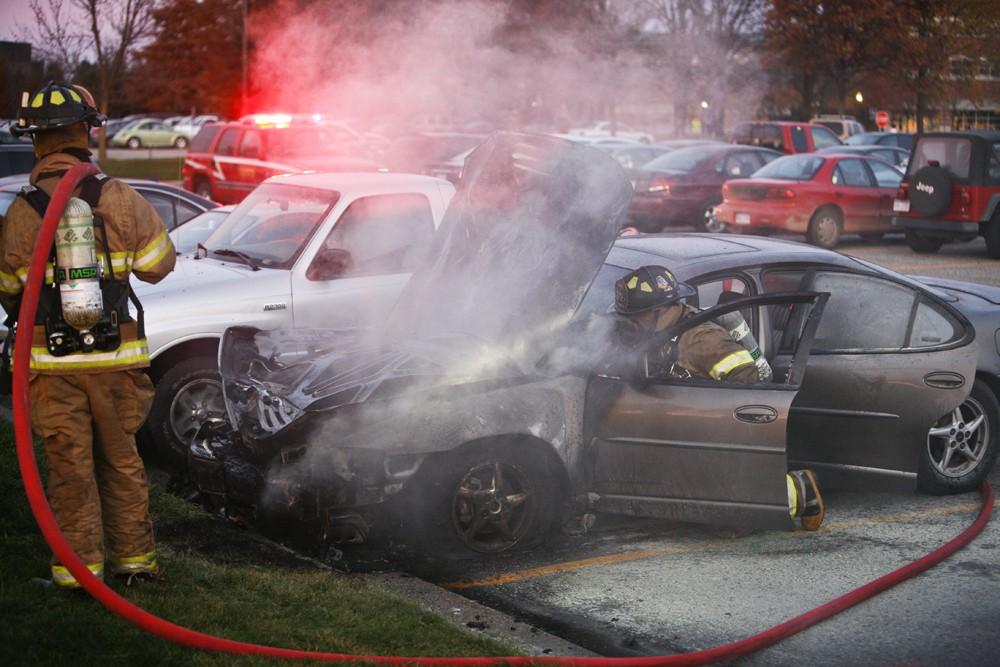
[190,134,995,556]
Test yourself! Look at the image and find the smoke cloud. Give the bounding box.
[246,0,766,135]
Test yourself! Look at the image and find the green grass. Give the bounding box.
[0,420,516,665]
[98,157,183,182]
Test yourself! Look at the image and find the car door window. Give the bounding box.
[239,130,262,159]
[867,159,903,188]
[811,127,840,149]
[215,128,240,156]
[723,153,760,178]
[810,272,914,350]
[833,159,874,187]
[642,293,825,387]
[908,299,961,348]
[790,126,808,152]
[311,193,434,280]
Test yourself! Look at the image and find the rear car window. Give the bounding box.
[989,143,1000,181]
[867,159,903,188]
[753,154,824,180]
[910,137,972,180]
[189,125,221,152]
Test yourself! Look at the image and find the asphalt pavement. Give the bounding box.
[423,465,999,665]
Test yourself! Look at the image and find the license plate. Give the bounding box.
[734,212,751,225]
[893,199,910,212]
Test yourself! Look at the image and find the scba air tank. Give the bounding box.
[55,197,104,332]
[714,309,773,382]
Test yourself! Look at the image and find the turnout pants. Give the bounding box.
[29,369,156,568]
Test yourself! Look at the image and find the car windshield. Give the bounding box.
[642,146,716,173]
[170,209,231,255]
[753,154,824,180]
[202,183,338,269]
[909,137,972,180]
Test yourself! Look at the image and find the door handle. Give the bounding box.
[734,405,778,424]
[923,371,965,390]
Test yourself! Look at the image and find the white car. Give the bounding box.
[135,172,455,463]
[567,121,654,144]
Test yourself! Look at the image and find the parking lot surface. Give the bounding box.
[422,465,999,665]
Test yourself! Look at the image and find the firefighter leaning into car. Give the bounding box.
[614,265,825,531]
[0,82,176,589]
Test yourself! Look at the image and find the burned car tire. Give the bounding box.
[909,166,952,217]
[146,356,227,469]
[918,379,999,495]
[403,441,561,558]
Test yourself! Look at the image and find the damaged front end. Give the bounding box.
[189,325,476,545]
[191,132,632,553]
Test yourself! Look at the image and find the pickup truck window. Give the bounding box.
[205,183,338,268]
[314,193,434,279]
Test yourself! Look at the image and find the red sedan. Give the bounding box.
[712,153,903,248]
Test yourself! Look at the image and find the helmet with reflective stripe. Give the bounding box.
[614,265,695,315]
[12,81,106,137]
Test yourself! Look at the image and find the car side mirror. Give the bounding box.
[307,247,352,281]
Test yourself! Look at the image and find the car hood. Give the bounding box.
[220,132,631,441]
[131,255,277,298]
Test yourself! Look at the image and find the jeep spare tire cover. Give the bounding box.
[909,166,953,217]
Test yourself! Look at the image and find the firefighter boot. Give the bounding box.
[787,469,825,531]
[109,551,160,584]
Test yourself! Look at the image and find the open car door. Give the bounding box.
[586,292,828,530]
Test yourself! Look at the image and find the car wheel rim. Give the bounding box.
[704,210,724,233]
[451,461,535,553]
[816,216,838,245]
[927,396,990,478]
[169,377,226,450]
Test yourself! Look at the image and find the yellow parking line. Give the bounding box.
[441,499,995,590]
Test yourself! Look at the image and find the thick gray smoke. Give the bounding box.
[248,0,765,135]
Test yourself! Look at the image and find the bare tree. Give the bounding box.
[20,0,156,160]
[622,0,763,136]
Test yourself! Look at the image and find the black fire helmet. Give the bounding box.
[614,265,695,315]
[12,81,105,137]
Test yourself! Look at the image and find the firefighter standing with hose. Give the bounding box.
[614,265,825,530]
[1,82,176,589]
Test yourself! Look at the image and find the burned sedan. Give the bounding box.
[191,133,987,557]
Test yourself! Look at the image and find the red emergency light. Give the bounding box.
[243,113,293,128]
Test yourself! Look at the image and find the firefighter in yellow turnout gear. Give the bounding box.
[614,266,825,530]
[1,82,176,587]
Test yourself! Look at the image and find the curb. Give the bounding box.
[1,397,594,658]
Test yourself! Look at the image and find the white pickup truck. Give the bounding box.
[134,172,455,463]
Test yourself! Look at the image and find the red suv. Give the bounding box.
[730,121,842,154]
[893,131,1000,258]
[182,116,379,203]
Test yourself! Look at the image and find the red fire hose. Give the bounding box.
[13,163,995,666]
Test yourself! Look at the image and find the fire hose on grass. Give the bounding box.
[13,163,995,666]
